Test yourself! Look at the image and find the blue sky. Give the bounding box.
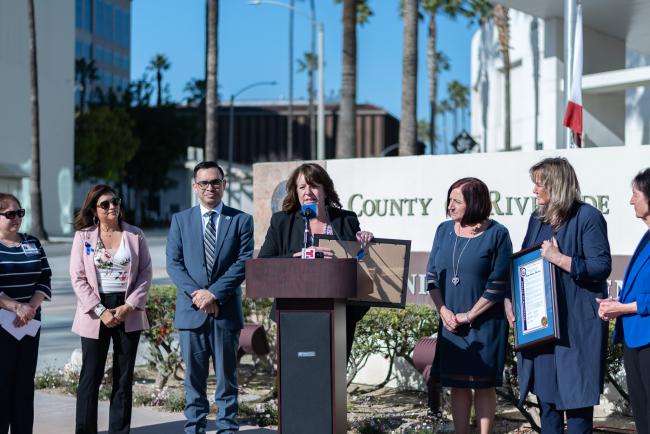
[131,0,477,149]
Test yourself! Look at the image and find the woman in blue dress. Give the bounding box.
[427,177,512,434]
[506,157,611,433]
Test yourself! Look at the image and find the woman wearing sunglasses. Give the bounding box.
[0,193,51,434]
[70,185,152,434]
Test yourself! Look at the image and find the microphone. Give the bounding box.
[300,203,318,220]
[301,203,318,258]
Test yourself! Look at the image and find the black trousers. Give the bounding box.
[624,343,650,434]
[75,293,141,434]
[0,328,40,434]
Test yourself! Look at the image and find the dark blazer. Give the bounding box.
[166,204,254,330]
[258,206,368,358]
[614,230,650,348]
[517,203,611,410]
[259,206,362,257]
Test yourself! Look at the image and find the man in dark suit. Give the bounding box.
[166,161,254,434]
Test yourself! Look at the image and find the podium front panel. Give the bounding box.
[279,311,332,434]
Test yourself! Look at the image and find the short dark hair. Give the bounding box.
[446,177,492,226]
[193,161,225,179]
[0,193,21,212]
[74,184,123,230]
[282,163,342,212]
[633,168,650,202]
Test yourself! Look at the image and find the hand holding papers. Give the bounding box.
[511,244,560,351]
[0,309,41,341]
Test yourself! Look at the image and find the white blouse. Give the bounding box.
[94,235,131,293]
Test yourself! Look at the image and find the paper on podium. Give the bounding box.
[0,309,41,340]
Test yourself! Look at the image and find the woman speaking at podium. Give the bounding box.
[258,162,373,359]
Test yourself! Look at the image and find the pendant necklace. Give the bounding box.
[451,232,472,286]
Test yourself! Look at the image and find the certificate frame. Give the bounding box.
[510,243,560,351]
[314,235,410,309]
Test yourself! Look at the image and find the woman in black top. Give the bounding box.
[258,163,373,359]
[0,193,52,434]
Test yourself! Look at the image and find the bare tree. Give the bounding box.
[27,0,47,240]
[399,0,419,156]
[205,0,219,161]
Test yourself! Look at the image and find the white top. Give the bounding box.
[94,235,131,293]
[199,202,223,237]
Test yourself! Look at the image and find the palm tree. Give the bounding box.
[75,58,98,114]
[398,0,419,156]
[336,0,357,159]
[148,53,170,107]
[437,99,452,152]
[447,80,469,137]
[205,0,218,161]
[493,3,511,150]
[297,52,317,158]
[27,0,47,240]
[335,0,373,159]
[422,0,467,155]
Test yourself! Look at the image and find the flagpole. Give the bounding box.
[564,0,577,148]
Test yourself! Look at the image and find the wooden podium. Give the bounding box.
[246,258,357,434]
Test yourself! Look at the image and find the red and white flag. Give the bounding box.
[563,4,583,147]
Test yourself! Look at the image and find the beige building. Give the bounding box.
[0,0,75,235]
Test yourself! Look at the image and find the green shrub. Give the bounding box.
[142,285,183,388]
[348,304,438,387]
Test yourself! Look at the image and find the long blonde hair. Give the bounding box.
[530,157,582,229]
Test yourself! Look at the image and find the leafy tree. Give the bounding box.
[147,53,171,107]
[75,58,98,114]
[127,74,155,107]
[184,78,207,106]
[125,107,195,224]
[74,107,139,182]
[27,0,47,240]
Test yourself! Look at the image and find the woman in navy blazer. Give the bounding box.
[505,157,611,433]
[598,168,650,434]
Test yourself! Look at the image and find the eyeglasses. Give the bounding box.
[97,197,121,210]
[0,209,26,220]
[196,179,224,190]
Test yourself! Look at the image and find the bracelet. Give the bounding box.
[94,304,107,317]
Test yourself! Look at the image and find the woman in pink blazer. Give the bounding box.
[70,185,152,434]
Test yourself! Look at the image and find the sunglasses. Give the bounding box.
[196,179,224,190]
[0,209,26,220]
[97,197,121,210]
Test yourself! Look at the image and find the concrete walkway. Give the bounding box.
[34,391,276,434]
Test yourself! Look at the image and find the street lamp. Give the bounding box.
[248,0,326,160]
[228,80,277,193]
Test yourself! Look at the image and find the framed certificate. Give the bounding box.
[314,236,410,309]
[510,244,560,351]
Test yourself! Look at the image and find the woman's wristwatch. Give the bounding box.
[94,304,107,317]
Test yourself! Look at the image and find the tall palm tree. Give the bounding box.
[148,53,170,107]
[447,80,469,136]
[422,0,466,154]
[27,0,47,240]
[437,99,452,152]
[493,3,511,150]
[205,0,218,161]
[336,0,357,159]
[399,0,418,156]
[75,58,98,114]
[298,52,317,158]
